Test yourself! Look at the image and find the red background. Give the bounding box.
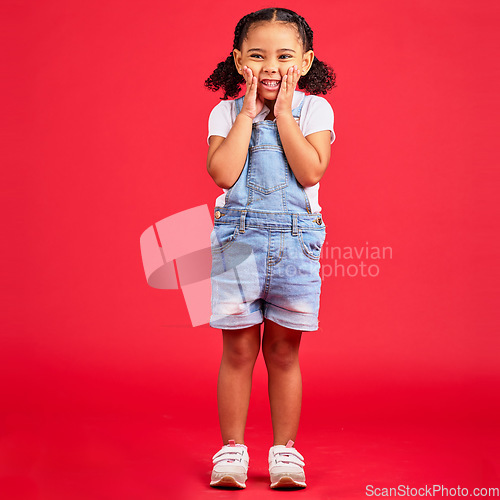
[2,0,499,498]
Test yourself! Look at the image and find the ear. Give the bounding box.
[233,49,243,75]
[300,50,315,76]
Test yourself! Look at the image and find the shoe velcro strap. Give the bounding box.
[212,449,244,463]
[275,447,304,460]
[273,451,305,467]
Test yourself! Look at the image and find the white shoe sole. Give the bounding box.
[210,475,246,489]
[270,476,307,489]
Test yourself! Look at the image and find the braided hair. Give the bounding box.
[204,8,336,100]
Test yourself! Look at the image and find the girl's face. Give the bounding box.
[233,21,314,103]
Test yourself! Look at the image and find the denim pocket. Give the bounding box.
[211,224,240,253]
[247,146,289,194]
[298,228,326,260]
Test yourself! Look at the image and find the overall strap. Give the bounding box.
[234,96,245,115]
[292,92,306,118]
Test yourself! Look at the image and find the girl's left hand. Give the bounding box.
[274,65,301,119]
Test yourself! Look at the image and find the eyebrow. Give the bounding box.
[247,48,296,53]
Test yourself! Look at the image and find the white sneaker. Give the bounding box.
[210,440,249,488]
[268,439,306,489]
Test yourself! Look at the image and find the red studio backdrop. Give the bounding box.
[2,1,499,499]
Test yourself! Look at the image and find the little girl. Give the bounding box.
[205,7,336,490]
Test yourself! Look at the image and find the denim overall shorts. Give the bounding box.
[209,94,327,331]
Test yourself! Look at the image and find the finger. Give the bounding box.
[243,66,252,90]
[287,66,295,91]
[243,66,250,89]
[292,66,300,88]
[249,72,257,95]
[250,76,257,95]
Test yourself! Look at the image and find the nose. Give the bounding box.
[263,62,278,75]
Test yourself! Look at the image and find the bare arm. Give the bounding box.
[207,66,264,189]
[274,65,332,187]
[277,115,331,187]
[206,114,252,189]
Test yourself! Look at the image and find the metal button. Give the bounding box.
[215,210,221,219]
[316,217,322,225]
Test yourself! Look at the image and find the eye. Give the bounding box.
[250,54,263,59]
[279,54,293,59]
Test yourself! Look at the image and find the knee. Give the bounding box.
[263,339,299,371]
[223,340,260,369]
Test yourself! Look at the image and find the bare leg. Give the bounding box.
[262,319,303,446]
[217,324,261,444]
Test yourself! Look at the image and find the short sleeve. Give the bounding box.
[300,96,335,144]
[207,101,234,145]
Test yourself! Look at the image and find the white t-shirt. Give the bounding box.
[207,91,335,213]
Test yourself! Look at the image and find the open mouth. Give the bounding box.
[261,79,281,90]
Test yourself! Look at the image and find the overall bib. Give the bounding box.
[210,94,327,331]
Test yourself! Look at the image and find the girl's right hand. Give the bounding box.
[240,66,264,119]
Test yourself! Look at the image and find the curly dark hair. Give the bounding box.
[204,7,336,100]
